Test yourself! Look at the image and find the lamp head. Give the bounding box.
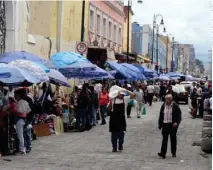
[160,19,164,25]
[137,0,143,3]
[163,27,166,33]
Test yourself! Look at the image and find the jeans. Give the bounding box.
[16,119,25,153]
[24,126,32,151]
[76,108,87,131]
[100,105,107,124]
[111,131,125,149]
[92,107,97,125]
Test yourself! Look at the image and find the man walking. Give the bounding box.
[133,84,144,118]
[158,94,182,158]
[147,83,154,106]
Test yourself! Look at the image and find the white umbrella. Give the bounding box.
[0,63,40,85]
[9,60,49,82]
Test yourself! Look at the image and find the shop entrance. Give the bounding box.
[87,47,107,69]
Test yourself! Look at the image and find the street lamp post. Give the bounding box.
[127,0,143,63]
[156,24,166,72]
[151,14,165,66]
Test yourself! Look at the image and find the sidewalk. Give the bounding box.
[0,102,211,170]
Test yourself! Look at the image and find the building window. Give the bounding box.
[118,27,122,44]
[103,18,106,38]
[89,9,94,31]
[114,25,117,42]
[108,21,112,40]
[97,14,101,35]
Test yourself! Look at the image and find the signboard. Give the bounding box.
[76,41,88,54]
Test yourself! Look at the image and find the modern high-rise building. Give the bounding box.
[131,23,166,70]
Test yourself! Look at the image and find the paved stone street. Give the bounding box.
[0,102,211,170]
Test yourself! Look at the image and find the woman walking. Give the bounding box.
[99,88,109,125]
[108,88,135,152]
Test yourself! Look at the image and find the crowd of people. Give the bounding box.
[0,79,211,156]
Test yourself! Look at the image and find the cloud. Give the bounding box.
[128,0,212,61]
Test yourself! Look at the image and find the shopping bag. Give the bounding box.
[141,104,146,115]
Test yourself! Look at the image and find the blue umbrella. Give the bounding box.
[121,63,147,80]
[60,66,114,79]
[0,63,40,85]
[0,51,46,64]
[48,52,96,72]
[106,61,134,80]
[47,69,70,87]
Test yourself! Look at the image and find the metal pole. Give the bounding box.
[156,26,159,72]
[81,0,85,42]
[171,37,174,72]
[151,15,155,64]
[127,0,130,63]
[166,35,168,72]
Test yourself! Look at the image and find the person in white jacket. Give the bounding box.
[133,85,144,118]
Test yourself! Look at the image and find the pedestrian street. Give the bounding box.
[0,101,211,170]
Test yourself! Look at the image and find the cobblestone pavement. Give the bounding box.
[0,102,211,170]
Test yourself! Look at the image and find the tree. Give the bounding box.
[195,59,205,74]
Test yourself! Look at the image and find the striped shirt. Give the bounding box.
[163,103,173,123]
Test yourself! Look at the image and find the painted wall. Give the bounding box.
[88,1,124,53]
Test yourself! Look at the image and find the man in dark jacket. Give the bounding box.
[158,94,182,159]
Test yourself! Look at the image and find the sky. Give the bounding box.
[125,0,212,65]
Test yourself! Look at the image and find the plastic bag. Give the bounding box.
[141,104,146,115]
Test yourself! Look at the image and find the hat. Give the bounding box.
[127,84,131,88]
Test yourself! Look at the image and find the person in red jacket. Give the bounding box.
[99,87,109,125]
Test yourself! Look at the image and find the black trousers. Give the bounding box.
[147,93,153,106]
[111,131,124,149]
[160,123,177,156]
[127,104,133,116]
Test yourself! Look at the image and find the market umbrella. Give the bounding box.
[159,74,170,81]
[106,61,134,80]
[0,51,46,64]
[47,52,96,72]
[9,60,49,82]
[166,72,184,78]
[121,63,147,80]
[0,63,40,86]
[61,65,114,79]
[47,69,70,87]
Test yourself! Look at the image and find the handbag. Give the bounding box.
[141,104,146,115]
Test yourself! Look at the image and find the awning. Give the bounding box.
[139,55,151,63]
[115,53,135,60]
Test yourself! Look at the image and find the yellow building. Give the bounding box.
[27,1,90,59]
[122,6,133,53]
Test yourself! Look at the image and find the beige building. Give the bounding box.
[159,35,172,72]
